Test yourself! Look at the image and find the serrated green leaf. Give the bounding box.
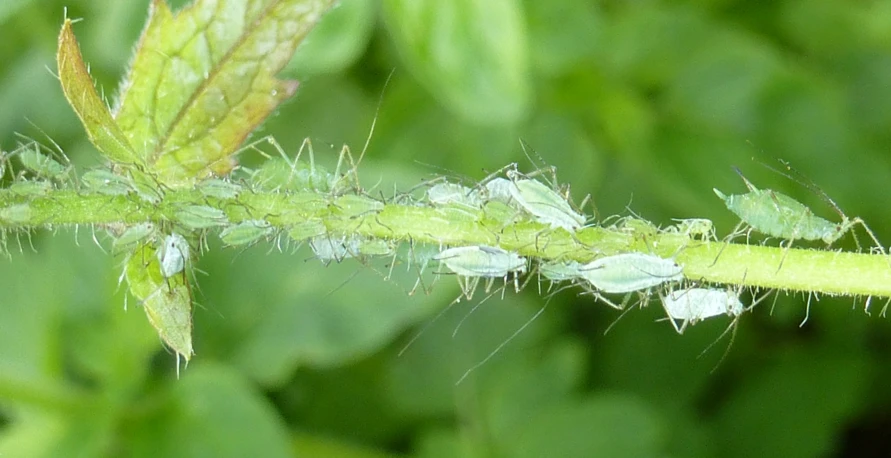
[381,0,531,125]
[57,19,141,165]
[113,0,336,185]
[124,243,194,363]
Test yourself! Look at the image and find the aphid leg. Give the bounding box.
[733,166,759,193]
[398,293,462,357]
[881,297,891,318]
[863,295,873,316]
[799,291,815,327]
[455,295,553,385]
[710,221,747,267]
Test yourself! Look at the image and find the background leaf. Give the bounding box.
[4,0,891,456]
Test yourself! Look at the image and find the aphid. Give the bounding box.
[113,223,156,252]
[8,180,51,196]
[127,169,165,204]
[287,219,327,243]
[483,177,515,204]
[174,205,229,230]
[580,253,684,295]
[352,238,394,257]
[427,182,482,208]
[17,143,68,180]
[714,166,884,253]
[310,235,353,262]
[539,260,584,283]
[0,204,32,224]
[505,171,586,231]
[219,220,274,247]
[156,233,190,278]
[660,287,744,334]
[434,245,527,299]
[332,194,384,218]
[81,169,133,196]
[671,218,715,241]
[196,178,242,199]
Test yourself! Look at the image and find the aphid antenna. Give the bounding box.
[880,297,891,317]
[517,139,560,188]
[328,69,396,195]
[603,292,650,335]
[455,294,555,385]
[699,287,776,373]
[397,292,464,357]
[799,290,821,328]
[451,288,500,338]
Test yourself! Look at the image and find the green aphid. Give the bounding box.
[250,158,331,193]
[81,169,133,196]
[18,144,67,180]
[353,238,394,257]
[286,219,327,242]
[713,167,883,250]
[113,223,157,252]
[174,205,229,230]
[0,204,32,224]
[197,178,242,199]
[331,194,384,218]
[8,180,51,196]
[127,169,164,204]
[219,220,274,246]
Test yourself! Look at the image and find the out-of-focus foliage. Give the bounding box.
[1,0,891,456]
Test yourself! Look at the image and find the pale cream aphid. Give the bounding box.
[426,181,483,209]
[0,204,32,225]
[660,286,744,334]
[504,170,587,232]
[310,235,354,263]
[433,245,527,300]
[157,233,190,279]
[579,253,684,296]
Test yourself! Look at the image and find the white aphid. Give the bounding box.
[310,235,353,262]
[434,245,527,299]
[157,233,190,278]
[504,173,586,231]
[483,178,515,204]
[434,245,526,278]
[427,182,482,208]
[580,253,683,294]
[661,287,743,334]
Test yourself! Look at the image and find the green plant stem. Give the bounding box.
[3,189,890,298]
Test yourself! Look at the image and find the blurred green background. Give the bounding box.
[2,0,891,456]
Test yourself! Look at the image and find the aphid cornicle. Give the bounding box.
[713,166,885,252]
